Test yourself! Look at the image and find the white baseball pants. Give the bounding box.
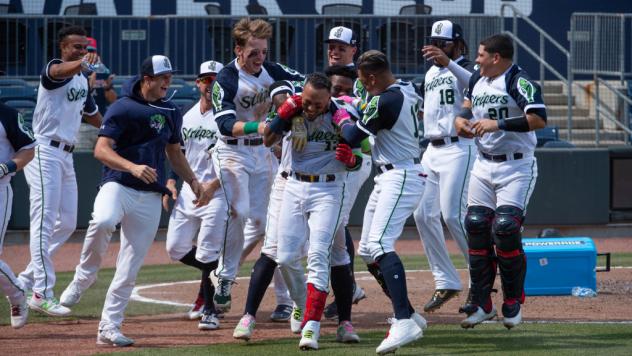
[0,184,27,305]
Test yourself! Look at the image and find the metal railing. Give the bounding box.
[501,4,574,141]
[595,77,632,146]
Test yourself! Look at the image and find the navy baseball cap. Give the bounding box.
[141,55,177,76]
[430,20,463,40]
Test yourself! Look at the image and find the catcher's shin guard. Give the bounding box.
[465,206,496,312]
[493,205,527,303]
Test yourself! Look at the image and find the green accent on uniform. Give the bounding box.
[362,96,380,124]
[360,138,372,154]
[457,146,472,239]
[35,146,49,296]
[213,148,232,279]
[522,159,536,210]
[0,185,24,295]
[243,122,259,135]
[212,82,223,111]
[325,182,346,287]
[517,77,535,103]
[378,170,407,254]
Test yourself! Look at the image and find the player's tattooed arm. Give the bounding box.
[454,99,475,138]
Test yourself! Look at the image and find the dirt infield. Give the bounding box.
[1,234,631,355]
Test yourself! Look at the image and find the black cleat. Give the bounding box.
[323,300,338,319]
[423,289,460,312]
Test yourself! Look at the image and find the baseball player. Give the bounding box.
[162,60,225,330]
[454,34,546,329]
[59,55,215,346]
[414,20,476,312]
[210,18,304,312]
[264,72,362,350]
[0,102,36,328]
[333,50,428,354]
[322,27,370,320]
[17,26,102,317]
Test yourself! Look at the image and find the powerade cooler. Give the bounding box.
[523,237,609,296]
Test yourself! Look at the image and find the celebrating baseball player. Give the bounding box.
[333,50,428,354]
[210,18,304,312]
[18,26,102,317]
[264,72,362,350]
[454,34,547,329]
[0,102,36,329]
[414,20,476,312]
[162,60,225,330]
[59,55,215,346]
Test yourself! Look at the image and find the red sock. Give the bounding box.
[301,283,328,328]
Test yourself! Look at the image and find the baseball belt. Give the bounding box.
[480,152,523,162]
[376,157,420,174]
[49,140,75,153]
[430,136,459,147]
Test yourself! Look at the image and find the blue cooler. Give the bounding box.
[522,237,608,296]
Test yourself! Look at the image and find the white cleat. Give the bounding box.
[290,305,303,334]
[376,318,422,355]
[97,327,134,347]
[60,282,83,307]
[198,310,220,330]
[299,320,320,350]
[411,312,428,330]
[336,320,360,343]
[502,303,522,329]
[28,293,71,317]
[233,314,256,340]
[8,296,29,329]
[460,306,497,329]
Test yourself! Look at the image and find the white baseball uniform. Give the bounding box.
[212,61,303,285]
[466,64,544,210]
[18,59,98,299]
[354,80,426,262]
[165,101,229,264]
[0,104,36,305]
[413,57,476,290]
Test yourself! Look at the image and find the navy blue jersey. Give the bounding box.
[98,75,182,194]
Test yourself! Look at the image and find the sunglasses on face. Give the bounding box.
[429,39,453,48]
[198,75,216,84]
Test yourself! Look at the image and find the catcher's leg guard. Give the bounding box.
[492,205,526,304]
[464,205,496,313]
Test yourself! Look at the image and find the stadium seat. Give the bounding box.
[0,86,38,100]
[536,126,560,147]
[0,78,29,87]
[543,140,575,148]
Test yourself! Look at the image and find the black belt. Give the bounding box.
[377,158,420,174]
[49,140,74,153]
[280,171,289,179]
[430,136,459,147]
[225,138,263,146]
[291,171,336,183]
[481,152,523,162]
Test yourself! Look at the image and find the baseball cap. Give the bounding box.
[86,37,97,51]
[325,26,357,46]
[430,20,463,40]
[198,60,224,78]
[141,55,177,76]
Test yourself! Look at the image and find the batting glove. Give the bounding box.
[335,143,356,168]
[290,116,308,152]
[277,94,302,120]
[332,108,352,128]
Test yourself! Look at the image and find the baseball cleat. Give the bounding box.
[8,296,29,329]
[60,282,83,307]
[376,318,422,355]
[352,285,367,304]
[187,294,205,320]
[290,305,303,334]
[214,279,233,312]
[270,304,293,322]
[198,310,220,330]
[323,300,338,319]
[233,314,256,340]
[97,327,134,347]
[411,312,428,330]
[28,293,71,317]
[502,302,522,329]
[460,306,497,329]
[299,320,320,350]
[423,289,459,312]
[336,320,360,343]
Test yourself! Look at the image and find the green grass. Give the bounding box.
[3,252,630,326]
[98,323,632,356]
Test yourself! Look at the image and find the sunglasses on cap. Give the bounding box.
[429,39,453,48]
[198,75,216,84]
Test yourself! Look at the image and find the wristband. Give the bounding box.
[497,116,530,132]
[458,108,473,120]
[243,121,260,135]
[0,160,17,177]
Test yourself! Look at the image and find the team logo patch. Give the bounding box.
[435,23,443,35]
[149,114,166,132]
[212,82,224,110]
[17,111,35,140]
[163,58,172,70]
[334,27,344,38]
[362,96,380,124]
[278,63,301,77]
[353,80,367,101]
[517,77,535,103]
